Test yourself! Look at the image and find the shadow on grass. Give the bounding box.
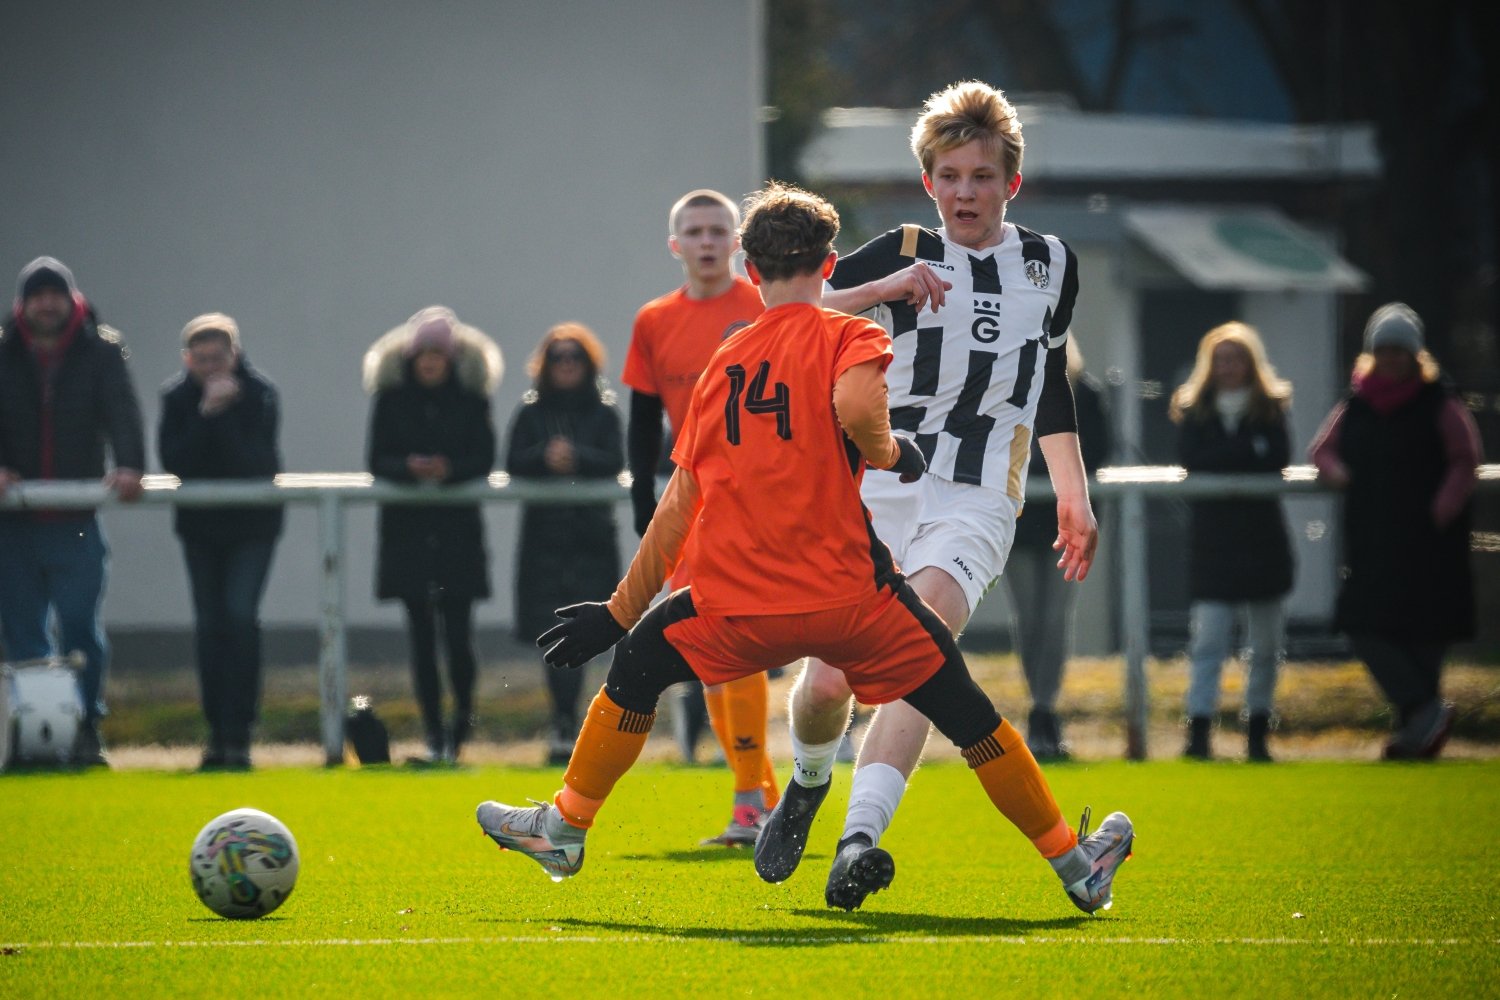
[185,916,290,924]
[617,847,775,864]
[530,910,1088,946]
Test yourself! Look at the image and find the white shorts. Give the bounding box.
[861,469,1019,616]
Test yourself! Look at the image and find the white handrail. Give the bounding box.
[3,465,1495,762]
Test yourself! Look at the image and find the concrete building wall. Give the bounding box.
[1,1,764,648]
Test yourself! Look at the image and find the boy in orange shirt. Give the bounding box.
[622,189,778,845]
[476,184,1133,915]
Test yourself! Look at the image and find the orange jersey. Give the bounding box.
[622,277,765,435]
[671,303,894,616]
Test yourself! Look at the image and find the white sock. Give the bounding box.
[789,728,843,788]
[841,762,907,847]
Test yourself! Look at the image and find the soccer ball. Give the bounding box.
[189,808,299,919]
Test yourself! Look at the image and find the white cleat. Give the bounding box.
[1065,808,1134,914]
[476,799,586,881]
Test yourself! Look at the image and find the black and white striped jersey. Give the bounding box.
[829,222,1079,500]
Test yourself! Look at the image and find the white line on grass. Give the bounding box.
[3,936,1495,950]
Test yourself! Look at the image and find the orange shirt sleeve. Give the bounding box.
[605,467,702,627]
[620,306,659,396]
[834,359,902,471]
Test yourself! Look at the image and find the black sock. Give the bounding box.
[836,832,873,853]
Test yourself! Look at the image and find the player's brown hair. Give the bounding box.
[1170,321,1292,425]
[738,182,840,283]
[910,80,1024,181]
[668,189,740,235]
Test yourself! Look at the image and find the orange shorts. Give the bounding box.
[663,586,948,705]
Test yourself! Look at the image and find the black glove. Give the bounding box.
[889,435,926,484]
[630,480,657,537]
[537,602,628,669]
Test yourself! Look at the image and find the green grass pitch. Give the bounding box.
[2,760,1495,998]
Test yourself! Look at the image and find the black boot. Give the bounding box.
[1184,716,1212,760]
[407,727,447,768]
[1027,707,1069,760]
[548,713,577,767]
[450,711,473,763]
[199,729,228,771]
[74,719,110,768]
[1247,713,1273,763]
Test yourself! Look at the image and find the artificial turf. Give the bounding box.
[2,759,1494,998]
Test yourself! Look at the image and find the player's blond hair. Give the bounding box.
[668,189,740,235]
[910,81,1024,181]
[738,182,840,282]
[1170,321,1292,425]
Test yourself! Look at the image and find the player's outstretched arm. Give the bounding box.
[1038,431,1098,582]
[833,360,924,481]
[824,262,951,316]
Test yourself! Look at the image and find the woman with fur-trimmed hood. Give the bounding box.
[364,306,501,764]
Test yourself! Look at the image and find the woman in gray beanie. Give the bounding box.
[1309,302,1482,759]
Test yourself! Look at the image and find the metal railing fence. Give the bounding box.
[3,464,1496,762]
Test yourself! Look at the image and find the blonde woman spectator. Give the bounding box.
[1171,322,1294,761]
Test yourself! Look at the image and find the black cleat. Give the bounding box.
[753,779,831,883]
[824,836,894,911]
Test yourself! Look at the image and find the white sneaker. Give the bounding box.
[476,799,586,881]
[1065,809,1133,914]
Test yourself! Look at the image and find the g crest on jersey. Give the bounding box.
[829,223,1078,499]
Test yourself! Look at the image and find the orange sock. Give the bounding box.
[964,719,1077,859]
[555,686,655,829]
[726,673,778,801]
[704,682,729,755]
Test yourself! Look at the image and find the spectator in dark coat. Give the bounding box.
[0,257,145,766]
[505,323,624,764]
[364,306,501,764]
[1310,302,1481,760]
[159,313,283,771]
[1003,338,1111,759]
[1171,321,1294,762]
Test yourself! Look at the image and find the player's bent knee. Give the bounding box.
[602,610,697,715]
[901,657,1002,750]
[800,659,855,715]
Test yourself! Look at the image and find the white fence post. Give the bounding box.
[317,492,347,767]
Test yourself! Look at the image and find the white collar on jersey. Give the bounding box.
[936,221,1012,256]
